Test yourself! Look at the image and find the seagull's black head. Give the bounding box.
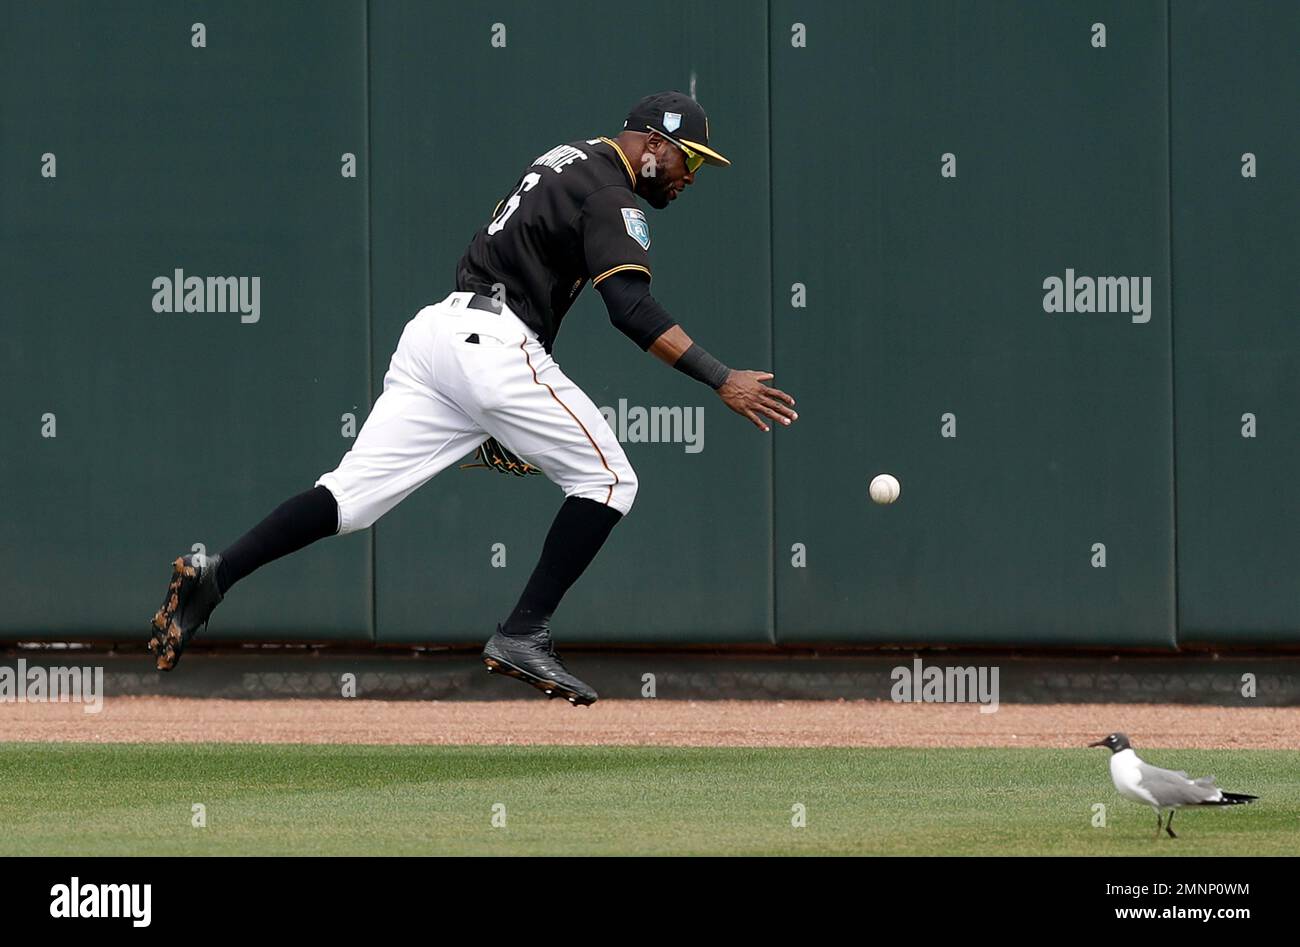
[1088,732,1131,753]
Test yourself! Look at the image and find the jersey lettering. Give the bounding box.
[532,144,589,173]
[487,171,542,235]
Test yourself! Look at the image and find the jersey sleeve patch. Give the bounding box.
[582,186,651,280]
[620,207,651,251]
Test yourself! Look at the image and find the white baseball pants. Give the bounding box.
[316,292,638,534]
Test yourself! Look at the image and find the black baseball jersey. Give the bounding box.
[455,137,652,352]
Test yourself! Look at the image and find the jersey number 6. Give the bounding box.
[487,172,542,235]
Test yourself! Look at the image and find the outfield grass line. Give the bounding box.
[0,743,1293,856]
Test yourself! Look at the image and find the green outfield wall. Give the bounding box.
[1,1,1295,647]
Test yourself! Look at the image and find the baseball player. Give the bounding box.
[149,91,798,706]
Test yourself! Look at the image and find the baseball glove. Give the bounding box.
[460,436,543,477]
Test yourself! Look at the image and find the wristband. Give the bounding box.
[673,343,731,390]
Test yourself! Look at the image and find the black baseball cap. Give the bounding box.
[623,91,731,169]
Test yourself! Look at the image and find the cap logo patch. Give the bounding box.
[621,207,651,250]
[663,111,682,133]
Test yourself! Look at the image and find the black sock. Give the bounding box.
[502,496,623,636]
[215,485,340,595]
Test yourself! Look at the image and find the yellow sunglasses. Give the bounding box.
[676,141,705,174]
[651,127,705,173]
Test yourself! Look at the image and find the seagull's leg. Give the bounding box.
[1154,812,1162,839]
[1165,810,1177,839]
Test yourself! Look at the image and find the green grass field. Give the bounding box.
[1,743,1293,856]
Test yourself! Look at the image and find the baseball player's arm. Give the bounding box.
[595,272,796,432]
[595,270,676,349]
[652,325,797,432]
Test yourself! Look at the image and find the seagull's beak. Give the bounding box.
[1087,739,1108,747]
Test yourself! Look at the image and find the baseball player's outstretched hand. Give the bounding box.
[717,371,797,433]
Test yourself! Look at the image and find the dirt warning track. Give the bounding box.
[2,697,1297,749]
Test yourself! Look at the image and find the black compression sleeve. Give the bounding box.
[595,271,677,350]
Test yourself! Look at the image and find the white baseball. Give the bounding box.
[869,473,901,505]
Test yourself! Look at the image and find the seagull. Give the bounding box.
[1089,732,1258,838]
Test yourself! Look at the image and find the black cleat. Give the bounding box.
[482,624,597,706]
[147,554,223,671]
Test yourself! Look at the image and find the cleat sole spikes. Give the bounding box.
[480,653,594,706]
[146,555,221,673]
